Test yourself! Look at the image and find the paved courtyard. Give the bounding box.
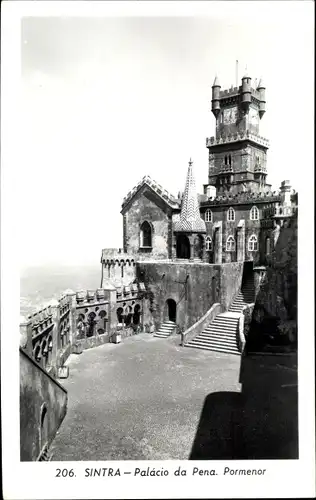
[51,333,242,460]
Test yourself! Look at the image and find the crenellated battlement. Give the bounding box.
[20,277,149,377]
[200,190,281,207]
[206,130,269,148]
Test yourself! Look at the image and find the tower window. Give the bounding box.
[265,236,271,255]
[250,206,259,220]
[140,221,152,247]
[225,155,227,165]
[226,235,236,252]
[229,154,232,166]
[227,207,235,222]
[205,236,212,251]
[248,234,258,252]
[205,209,213,222]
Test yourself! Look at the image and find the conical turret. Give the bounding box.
[241,69,252,112]
[211,75,221,118]
[175,159,206,233]
[257,77,266,119]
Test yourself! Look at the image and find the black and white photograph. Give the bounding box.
[1,1,315,499]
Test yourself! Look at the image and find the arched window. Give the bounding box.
[117,307,124,325]
[205,236,212,251]
[227,207,235,222]
[140,221,152,248]
[250,205,259,220]
[205,209,212,222]
[226,235,236,252]
[265,236,271,255]
[248,234,258,252]
[224,155,227,165]
[229,154,232,166]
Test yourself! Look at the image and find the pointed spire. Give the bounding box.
[212,75,220,87]
[242,65,250,79]
[257,77,265,89]
[175,159,206,233]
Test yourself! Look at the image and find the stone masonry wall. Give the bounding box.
[201,203,262,264]
[123,189,171,259]
[20,348,67,461]
[137,261,244,332]
[219,262,244,310]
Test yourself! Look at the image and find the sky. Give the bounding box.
[12,2,314,267]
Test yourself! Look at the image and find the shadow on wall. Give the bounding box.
[248,217,297,353]
[189,352,298,460]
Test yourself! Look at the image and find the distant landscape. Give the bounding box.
[20,264,101,317]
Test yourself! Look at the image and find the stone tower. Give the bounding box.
[206,73,269,196]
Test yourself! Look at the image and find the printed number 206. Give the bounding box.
[56,469,75,477]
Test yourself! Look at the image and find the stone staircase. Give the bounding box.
[185,312,241,355]
[228,278,255,313]
[154,320,176,338]
[185,277,256,355]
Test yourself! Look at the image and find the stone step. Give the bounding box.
[233,297,254,302]
[154,321,176,338]
[202,330,237,339]
[215,316,239,322]
[214,316,239,322]
[212,319,239,327]
[186,343,240,355]
[196,336,238,348]
[188,337,238,349]
[203,324,237,333]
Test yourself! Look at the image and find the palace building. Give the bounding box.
[100,72,297,349]
[20,70,298,461]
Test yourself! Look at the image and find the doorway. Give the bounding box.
[166,299,177,322]
[176,234,191,259]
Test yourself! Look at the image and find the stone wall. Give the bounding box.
[137,261,244,332]
[219,262,244,310]
[20,348,67,461]
[122,188,172,259]
[248,216,297,351]
[201,203,264,264]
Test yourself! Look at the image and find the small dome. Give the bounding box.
[212,75,220,87]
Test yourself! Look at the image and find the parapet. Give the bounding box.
[206,130,269,148]
[200,190,281,207]
[116,281,146,300]
[218,86,261,100]
[101,249,137,265]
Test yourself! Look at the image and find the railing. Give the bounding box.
[182,303,222,346]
